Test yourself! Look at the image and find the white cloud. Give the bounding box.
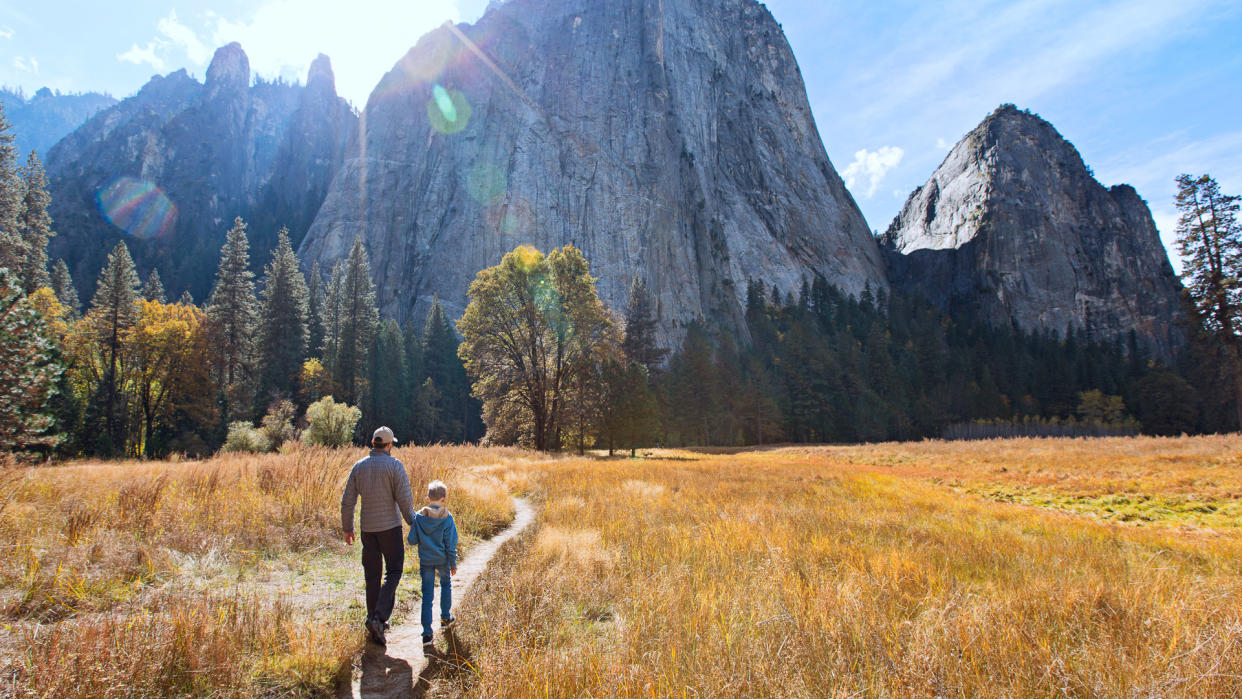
[0,26,13,40]
[158,10,211,65]
[842,146,905,199]
[936,137,951,150]
[11,56,38,73]
[118,41,166,71]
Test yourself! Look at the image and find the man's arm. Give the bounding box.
[393,460,416,525]
[341,469,358,544]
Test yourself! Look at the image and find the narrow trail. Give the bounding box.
[337,497,535,698]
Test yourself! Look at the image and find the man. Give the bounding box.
[341,426,415,645]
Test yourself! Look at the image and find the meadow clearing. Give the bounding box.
[0,435,1239,697]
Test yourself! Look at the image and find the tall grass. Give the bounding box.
[0,443,523,696]
[453,438,1242,697]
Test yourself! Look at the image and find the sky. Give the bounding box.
[1,0,1239,269]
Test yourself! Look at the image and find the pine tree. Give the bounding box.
[424,298,469,441]
[206,217,259,413]
[368,320,408,434]
[321,260,345,382]
[329,238,377,406]
[1175,173,1242,428]
[142,268,167,303]
[306,260,325,359]
[178,290,195,306]
[0,268,63,451]
[622,276,667,373]
[18,151,53,293]
[0,104,23,271]
[87,241,141,454]
[256,228,310,406]
[50,259,79,319]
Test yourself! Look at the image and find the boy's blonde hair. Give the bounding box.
[427,480,448,500]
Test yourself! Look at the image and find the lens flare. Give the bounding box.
[467,162,508,205]
[428,84,471,134]
[97,177,177,240]
[486,197,534,238]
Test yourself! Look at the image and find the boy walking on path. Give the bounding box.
[408,480,459,645]
[340,426,415,646]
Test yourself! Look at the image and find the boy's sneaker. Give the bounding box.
[366,618,386,646]
[422,634,433,645]
[441,615,456,629]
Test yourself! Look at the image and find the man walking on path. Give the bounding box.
[341,426,415,646]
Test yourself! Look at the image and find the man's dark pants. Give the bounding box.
[361,526,404,623]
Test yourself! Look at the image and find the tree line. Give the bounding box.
[1,91,1239,455]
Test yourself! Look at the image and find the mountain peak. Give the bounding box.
[205,42,250,90]
[307,54,336,94]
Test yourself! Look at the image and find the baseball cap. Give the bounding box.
[372,426,398,445]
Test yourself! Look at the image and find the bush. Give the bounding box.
[301,396,361,448]
[259,400,299,448]
[223,421,272,453]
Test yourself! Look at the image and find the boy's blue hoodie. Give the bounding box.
[408,504,458,568]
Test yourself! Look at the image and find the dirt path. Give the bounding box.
[336,497,535,698]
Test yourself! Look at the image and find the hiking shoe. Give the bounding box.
[366,617,387,645]
[441,615,456,628]
[422,634,433,645]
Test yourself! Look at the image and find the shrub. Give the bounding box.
[301,396,360,448]
[259,400,299,448]
[223,421,272,453]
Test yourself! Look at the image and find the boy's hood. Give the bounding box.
[415,508,452,534]
[419,505,450,519]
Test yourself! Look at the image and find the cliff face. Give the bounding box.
[46,44,356,301]
[883,105,1184,360]
[298,0,888,344]
[0,87,118,159]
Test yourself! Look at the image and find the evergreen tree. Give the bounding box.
[306,260,325,359]
[334,238,378,406]
[50,259,79,319]
[18,151,53,293]
[256,229,310,406]
[0,104,23,270]
[206,217,259,414]
[368,320,408,434]
[622,276,667,373]
[321,260,345,384]
[1174,173,1242,428]
[87,241,141,454]
[0,269,63,451]
[424,298,476,441]
[142,268,167,303]
[178,289,195,306]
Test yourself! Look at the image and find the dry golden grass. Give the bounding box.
[0,443,525,697]
[453,437,1242,698]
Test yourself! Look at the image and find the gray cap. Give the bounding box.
[372,426,398,445]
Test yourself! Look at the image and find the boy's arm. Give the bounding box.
[446,517,459,571]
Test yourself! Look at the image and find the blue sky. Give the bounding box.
[1,0,1239,268]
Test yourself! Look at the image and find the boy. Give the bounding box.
[408,480,459,645]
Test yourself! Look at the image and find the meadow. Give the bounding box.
[1,435,1239,697]
[0,445,524,697]
[455,436,1242,698]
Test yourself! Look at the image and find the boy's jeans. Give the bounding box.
[420,564,452,637]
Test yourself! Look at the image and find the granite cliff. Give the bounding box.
[46,45,356,301]
[298,0,888,343]
[882,105,1183,360]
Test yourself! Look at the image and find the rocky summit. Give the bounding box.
[298,0,888,345]
[0,87,117,160]
[882,105,1183,360]
[46,44,356,302]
